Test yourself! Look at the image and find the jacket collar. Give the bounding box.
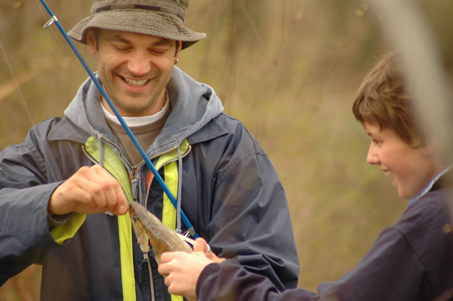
[409,165,453,207]
[50,67,225,155]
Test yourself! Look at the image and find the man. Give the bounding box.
[0,1,299,300]
[158,52,453,300]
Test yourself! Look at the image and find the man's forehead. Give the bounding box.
[99,28,176,45]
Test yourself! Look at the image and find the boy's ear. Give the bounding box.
[422,136,438,156]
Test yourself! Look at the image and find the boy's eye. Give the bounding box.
[369,137,378,144]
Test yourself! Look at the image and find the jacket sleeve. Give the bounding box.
[207,125,299,291]
[196,260,317,301]
[316,198,452,301]
[195,230,426,301]
[315,227,429,300]
[0,141,64,285]
[0,120,77,285]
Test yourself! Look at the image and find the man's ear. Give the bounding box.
[175,41,182,62]
[422,136,438,156]
[86,30,98,55]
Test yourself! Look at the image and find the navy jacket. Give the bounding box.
[0,67,299,300]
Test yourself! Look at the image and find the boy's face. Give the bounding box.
[364,122,438,200]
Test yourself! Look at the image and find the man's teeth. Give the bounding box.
[384,170,392,176]
[123,77,148,87]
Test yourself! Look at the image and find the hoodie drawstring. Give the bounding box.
[176,142,183,234]
[98,135,104,167]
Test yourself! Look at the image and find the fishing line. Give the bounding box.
[0,40,35,126]
[32,0,85,78]
[0,38,59,182]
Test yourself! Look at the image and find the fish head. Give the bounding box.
[128,201,139,221]
[128,202,150,253]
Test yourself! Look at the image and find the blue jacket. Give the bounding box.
[0,67,299,300]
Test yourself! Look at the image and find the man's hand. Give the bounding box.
[158,238,225,300]
[48,165,128,216]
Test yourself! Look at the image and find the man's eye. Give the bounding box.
[114,46,130,52]
[150,48,168,55]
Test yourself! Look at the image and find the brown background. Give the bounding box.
[1,0,452,299]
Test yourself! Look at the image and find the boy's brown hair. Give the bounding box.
[352,52,425,147]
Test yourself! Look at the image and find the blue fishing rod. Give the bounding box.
[40,0,199,238]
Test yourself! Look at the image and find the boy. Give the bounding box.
[157,52,453,300]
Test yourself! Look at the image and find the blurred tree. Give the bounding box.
[0,0,452,296]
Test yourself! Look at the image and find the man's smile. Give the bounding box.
[121,76,150,87]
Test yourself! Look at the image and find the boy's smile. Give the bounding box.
[364,122,439,200]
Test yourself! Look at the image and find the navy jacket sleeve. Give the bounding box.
[319,193,453,300]
[196,193,453,301]
[197,260,316,301]
[0,125,63,285]
[195,229,437,301]
[317,228,426,300]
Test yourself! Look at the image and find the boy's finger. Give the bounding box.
[193,237,209,253]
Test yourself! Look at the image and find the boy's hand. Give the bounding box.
[193,237,226,264]
[159,238,225,299]
[159,251,212,300]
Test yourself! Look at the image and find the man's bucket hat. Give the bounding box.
[68,0,206,49]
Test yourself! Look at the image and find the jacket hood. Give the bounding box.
[64,67,224,157]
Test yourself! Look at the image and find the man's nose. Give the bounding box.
[127,52,151,76]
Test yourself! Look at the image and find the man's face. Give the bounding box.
[87,29,181,117]
[364,122,438,200]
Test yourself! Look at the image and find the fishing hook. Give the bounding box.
[39,0,198,238]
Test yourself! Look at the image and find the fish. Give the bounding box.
[128,201,193,264]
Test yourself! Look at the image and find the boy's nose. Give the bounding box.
[366,144,379,165]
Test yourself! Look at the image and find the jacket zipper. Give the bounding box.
[144,144,192,209]
[129,165,140,204]
[83,138,191,301]
[143,144,191,301]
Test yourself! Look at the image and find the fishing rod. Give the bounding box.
[39,0,199,238]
